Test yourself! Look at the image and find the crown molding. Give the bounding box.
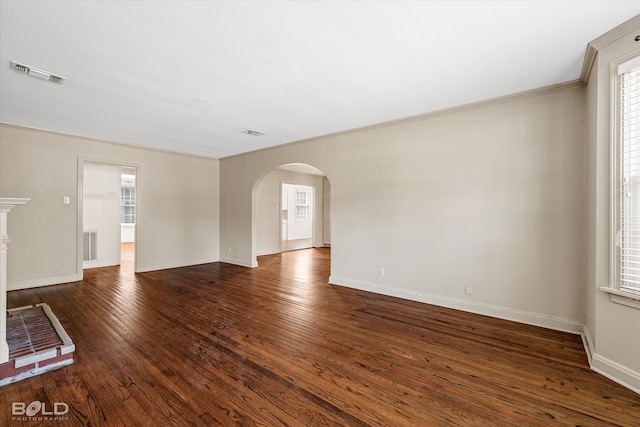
[579,44,599,85]
[224,79,584,160]
[0,122,220,161]
[580,14,640,84]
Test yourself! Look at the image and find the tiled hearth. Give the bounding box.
[0,303,74,386]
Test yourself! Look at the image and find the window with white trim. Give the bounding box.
[295,190,310,221]
[120,174,136,224]
[615,55,640,295]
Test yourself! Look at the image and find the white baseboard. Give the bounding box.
[8,257,221,289]
[219,256,258,268]
[581,324,595,366]
[256,247,281,256]
[136,257,218,273]
[8,273,82,291]
[592,354,640,395]
[582,326,640,395]
[328,275,583,334]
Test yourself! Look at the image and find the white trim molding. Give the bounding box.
[582,325,640,394]
[580,14,640,84]
[7,273,82,291]
[136,257,220,273]
[592,355,640,395]
[0,198,30,364]
[600,286,640,310]
[581,324,595,367]
[219,256,258,269]
[328,276,584,334]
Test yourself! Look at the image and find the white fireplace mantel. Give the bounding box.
[1,197,30,364]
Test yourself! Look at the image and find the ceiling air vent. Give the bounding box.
[10,61,66,84]
[13,63,29,74]
[242,129,267,137]
[49,75,65,84]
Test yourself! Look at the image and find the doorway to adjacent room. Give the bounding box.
[81,161,137,271]
[281,183,314,252]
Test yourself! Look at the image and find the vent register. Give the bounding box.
[11,61,65,84]
[242,129,266,136]
[83,231,97,262]
[10,61,274,139]
[10,61,275,142]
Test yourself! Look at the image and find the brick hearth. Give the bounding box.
[0,303,74,386]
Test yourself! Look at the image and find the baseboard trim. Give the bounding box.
[8,257,222,289]
[581,325,640,395]
[328,276,583,334]
[219,257,258,268]
[136,257,219,273]
[256,247,281,257]
[591,354,640,395]
[7,273,82,291]
[581,324,595,367]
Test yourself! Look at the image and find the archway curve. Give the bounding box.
[251,162,331,266]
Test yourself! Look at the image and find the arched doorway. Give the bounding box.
[253,163,331,257]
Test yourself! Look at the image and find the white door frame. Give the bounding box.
[77,157,141,276]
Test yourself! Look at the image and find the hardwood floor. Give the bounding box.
[2,247,639,426]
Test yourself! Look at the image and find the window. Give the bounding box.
[120,174,136,224]
[295,190,309,221]
[614,55,640,297]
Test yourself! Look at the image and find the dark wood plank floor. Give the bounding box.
[2,245,639,426]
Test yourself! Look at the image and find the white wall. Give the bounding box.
[0,124,220,289]
[585,18,640,393]
[323,177,331,246]
[255,169,325,256]
[220,84,586,333]
[121,224,135,243]
[83,163,121,268]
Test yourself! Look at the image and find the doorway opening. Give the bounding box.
[119,171,136,270]
[253,163,331,267]
[281,183,314,252]
[81,162,137,272]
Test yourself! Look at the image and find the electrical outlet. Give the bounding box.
[379,268,385,277]
[465,284,472,295]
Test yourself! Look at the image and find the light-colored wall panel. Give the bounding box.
[0,124,220,288]
[221,85,586,332]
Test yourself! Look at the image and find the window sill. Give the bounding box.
[600,287,640,310]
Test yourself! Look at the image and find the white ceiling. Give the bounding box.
[1,1,639,159]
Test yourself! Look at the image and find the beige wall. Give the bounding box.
[585,20,640,393]
[220,85,587,333]
[0,124,220,289]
